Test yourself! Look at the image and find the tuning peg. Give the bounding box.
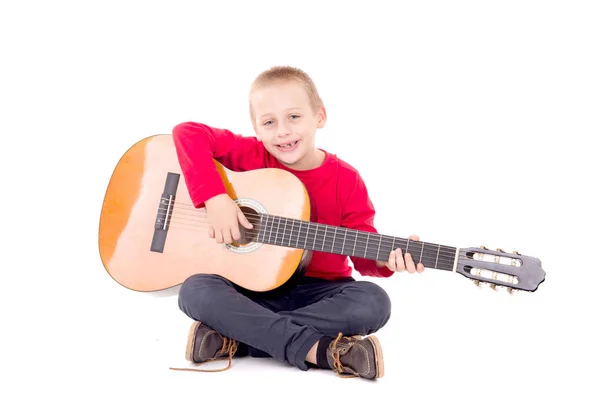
[479,245,488,250]
[496,248,505,253]
[474,280,481,287]
[506,288,514,295]
[491,272,499,290]
[512,250,521,255]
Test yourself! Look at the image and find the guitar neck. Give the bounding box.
[251,214,458,272]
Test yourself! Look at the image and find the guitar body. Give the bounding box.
[98,134,312,292]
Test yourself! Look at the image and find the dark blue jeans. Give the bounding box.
[178,273,392,371]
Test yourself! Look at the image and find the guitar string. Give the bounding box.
[160,221,487,277]
[163,222,463,273]
[161,201,458,256]
[161,205,515,268]
[156,194,520,279]
[163,209,459,258]
[161,210,462,263]
[156,220,522,289]
[158,201,520,261]
[160,215,485,267]
[163,210,464,257]
[159,205,462,259]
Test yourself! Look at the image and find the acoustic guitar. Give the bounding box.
[98,134,545,294]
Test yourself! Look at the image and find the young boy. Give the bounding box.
[170,66,424,380]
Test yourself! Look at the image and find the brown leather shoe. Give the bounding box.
[171,321,238,372]
[326,332,384,379]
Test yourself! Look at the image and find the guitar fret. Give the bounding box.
[332,227,337,253]
[342,229,347,255]
[304,221,308,249]
[276,217,282,245]
[283,219,288,246]
[268,215,273,244]
[259,214,265,243]
[275,218,280,245]
[289,220,294,247]
[313,224,318,250]
[435,244,440,269]
[419,242,424,263]
[377,235,382,260]
[322,226,327,251]
[352,231,358,256]
[365,232,370,258]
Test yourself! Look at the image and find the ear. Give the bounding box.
[316,106,327,128]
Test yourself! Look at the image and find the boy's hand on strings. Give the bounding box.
[205,193,253,244]
[377,234,425,273]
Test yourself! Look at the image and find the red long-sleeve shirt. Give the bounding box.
[172,121,393,280]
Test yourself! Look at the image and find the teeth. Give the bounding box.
[279,141,297,148]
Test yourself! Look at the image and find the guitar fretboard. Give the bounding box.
[252,214,457,271]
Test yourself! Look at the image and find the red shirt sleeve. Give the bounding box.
[172,122,265,207]
[340,172,394,278]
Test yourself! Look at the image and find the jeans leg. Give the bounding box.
[281,278,392,338]
[177,273,323,371]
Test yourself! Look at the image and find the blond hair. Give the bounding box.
[249,66,324,120]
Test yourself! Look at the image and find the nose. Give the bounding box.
[276,120,292,137]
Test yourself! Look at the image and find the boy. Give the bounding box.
[170,66,424,380]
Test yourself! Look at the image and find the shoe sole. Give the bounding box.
[185,321,202,362]
[366,335,384,378]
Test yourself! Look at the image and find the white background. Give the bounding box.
[1,1,598,399]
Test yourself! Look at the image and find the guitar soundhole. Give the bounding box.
[235,206,261,246]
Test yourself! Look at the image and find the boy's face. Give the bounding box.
[250,80,326,170]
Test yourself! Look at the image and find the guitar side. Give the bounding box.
[98,134,311,292]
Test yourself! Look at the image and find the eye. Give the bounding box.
[290,114,300,120]
[263,120,273,126]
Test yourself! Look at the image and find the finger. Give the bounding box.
[417,262,425,273]
[208,227,215,239]
[395,248,406,272]
[405,253,416,273]
[409,234,420,241]
[238,210,253,229]
[231,225,241,241]
[222,230,233,244]
[387,250,396,271]
[214,229,223,244]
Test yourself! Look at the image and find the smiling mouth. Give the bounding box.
[277,140,298,149]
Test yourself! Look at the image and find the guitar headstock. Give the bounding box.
[455,246,545,294]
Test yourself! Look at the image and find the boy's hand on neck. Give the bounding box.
[376,234,425,273]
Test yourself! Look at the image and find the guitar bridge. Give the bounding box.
[150,172,180,253]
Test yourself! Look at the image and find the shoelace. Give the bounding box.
[330,332,360,379]
[170,337,239,373]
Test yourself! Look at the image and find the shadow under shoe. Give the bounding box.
[326,332,384,379]
[170,321,238,372]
